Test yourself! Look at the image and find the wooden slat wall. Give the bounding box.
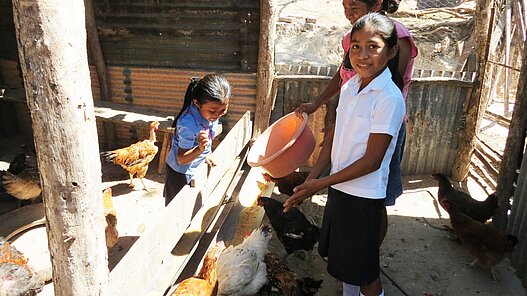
[92,0,259,72]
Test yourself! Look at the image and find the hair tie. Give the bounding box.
[189,77,200,94]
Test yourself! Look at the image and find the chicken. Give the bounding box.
[432,173,498,223]
[258,197,319,255]
[259,251,322,296]
[171,241,226,296]
[441,199,518,282]
[262,171,309,197]
[103,188,119,250]
[0,239,44,296]
[102,121,160,190]
[2,151,41,206]
[216,225,272,296]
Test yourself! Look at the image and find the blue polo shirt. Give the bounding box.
[167,104,219,183]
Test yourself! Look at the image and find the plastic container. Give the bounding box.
[247,112,316,178]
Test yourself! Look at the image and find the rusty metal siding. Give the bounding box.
[508,150,527,287]
[90,66,256,147]
[273,76,338,167]
[402,78,472,175]
[272,75,473,174]
[92,1,259,72]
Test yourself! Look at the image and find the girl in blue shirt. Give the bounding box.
[164,74,231,206]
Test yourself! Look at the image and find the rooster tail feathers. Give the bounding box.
[101,151,117,162]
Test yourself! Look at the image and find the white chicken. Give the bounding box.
[216,225,272,296]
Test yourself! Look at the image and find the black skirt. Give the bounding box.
[318,187,384,286]
[163,164,188,206]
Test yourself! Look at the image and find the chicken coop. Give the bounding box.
[1,0,527,294]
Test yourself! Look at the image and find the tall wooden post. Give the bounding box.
[451,0,494,181]
[494,39,527,229]
[254,0,276,137]
[11,0,109,295]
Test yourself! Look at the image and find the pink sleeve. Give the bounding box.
[394,20,418,58]
[342,30,351,53]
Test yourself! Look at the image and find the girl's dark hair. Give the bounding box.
[350,13,403,90]
[360,0,400,13]
[173,73,231,126]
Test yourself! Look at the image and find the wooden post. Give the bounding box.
[11,0,109,295]
[85,0,117,149]
[254,0,276,137]
[85,0,111,102]
[494,39,527,229]
[451,0,494,181]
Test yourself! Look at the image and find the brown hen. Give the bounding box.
[2,150,41,206]
[171,241,225,296]
[433,173,498,223]
[0,239,44,295]
[102,121,159,190]
[441,199,518,282]
[103,188,119,250]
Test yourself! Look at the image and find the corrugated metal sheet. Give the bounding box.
[273,76,338,167]
[92,0,259,71]
[508,150,527,287]
[402,78,472,175]
[90,66,256,147]
[272,75,473,174]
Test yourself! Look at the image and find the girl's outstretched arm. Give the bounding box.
[295,70,341,117]
[283,133,392,212]
[283,126,334,211]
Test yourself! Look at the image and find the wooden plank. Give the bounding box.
[452,0,495,181]
[108,111,252,295]
[147,149,246,295]
[254,0,276,137]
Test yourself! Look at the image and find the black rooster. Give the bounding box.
[258,196,319,254]
[432,173,498,223]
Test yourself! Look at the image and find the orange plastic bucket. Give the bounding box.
[247,112,316,178]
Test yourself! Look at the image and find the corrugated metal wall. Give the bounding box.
[273,76,473,175]
[508,150,527,287]
[272,77,338,167]
[90,66,256,148]
[92,0,259,72]
[402,78,473,175]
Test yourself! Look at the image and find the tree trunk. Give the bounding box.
[451,0,494,181]
[494,39,527,229]
[254,0,276,137]
[11,0,109,295]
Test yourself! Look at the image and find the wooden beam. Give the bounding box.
[11,0,109,294]
[108,112,252,294]
[84,0,111,102]
[494,38,527,229]
[254,0,277,137]
[451,0,495,181]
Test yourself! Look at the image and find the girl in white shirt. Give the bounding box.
[284,13,406,296]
